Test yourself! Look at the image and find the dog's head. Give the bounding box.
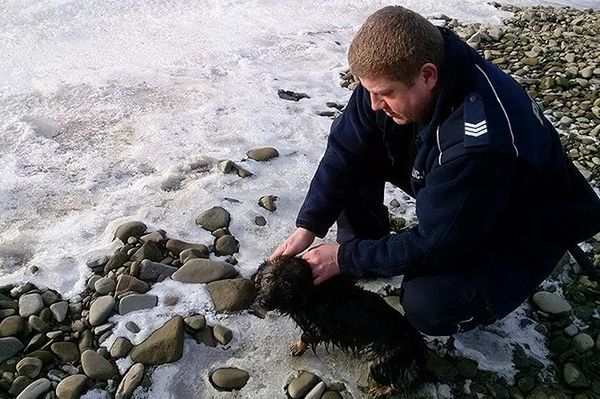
[253,257,314,312]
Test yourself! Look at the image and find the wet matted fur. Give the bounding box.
[253,257,427,396]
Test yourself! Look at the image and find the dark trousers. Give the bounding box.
[336,183,562,336]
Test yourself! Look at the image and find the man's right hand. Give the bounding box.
[270,227,316,260]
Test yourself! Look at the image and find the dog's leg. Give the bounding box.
[289,332,312,356]
[369,385,397,398]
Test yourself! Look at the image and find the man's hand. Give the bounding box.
[302,244,341,285]
[270,227,316,260]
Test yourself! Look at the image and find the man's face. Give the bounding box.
[359,64,438,125]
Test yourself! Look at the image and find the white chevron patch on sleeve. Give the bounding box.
[465,120,488,137]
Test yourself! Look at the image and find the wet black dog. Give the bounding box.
[253,257,427,397]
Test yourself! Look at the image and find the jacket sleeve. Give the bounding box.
[337,153,518,277]
[296,85,381,237]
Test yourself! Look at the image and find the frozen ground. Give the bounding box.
[0,0,596,398]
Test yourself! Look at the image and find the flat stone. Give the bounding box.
[139,260,178,282]
[89,296,115,327]
[196,207,231,232]
[81,350,118,380]
[115,274,150,297]
[110,337,133,358]
[18,294,43,318]
[0,316,25,337]
[207,278,256,312]
[51,342,80,363]
[305,381,327,399]
[15,378,51,399]
[130,316,184,366]
[104,251,129,274]
[55,374,88,399]
[94,277,116,295]
[210,367,250,391]
[166,240,209,257]
[9,375,31,396]
[288,371,320,399]
[171,259,238,284]
[0,337,24,362]
[116,363,144,399]
[16,357,42,379]
[114,221,147,242]
[49,302,68,323]
[126,322,140,334]
[86,255,109,272]
[247,147,279,162]
[532,291,572,315]
[130,241,163,262]
[184,315,206,331]
[140,231,165,243]
[179,248,209,264]
[119,294,158,315]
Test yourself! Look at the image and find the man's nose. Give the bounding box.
[370,93,383,111]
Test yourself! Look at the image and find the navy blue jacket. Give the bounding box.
[296,28,600,279]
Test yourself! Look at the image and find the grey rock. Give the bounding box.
[87,276,101,291]
[81,350,118,380]
[119,294,158,315]
[78,330,94,353]
[45,331,62,339]
[110,337,133,358]
[51,342,80,363]
[207,278,256,312]
[214,235,239,256]
[258,195,277,212]
[114,221,147,242]
[217,160,235,174]
[322,392,343,399]
[89,296,115,327]
[234,165,253,178]
[139,260,177,282]
[0,316,25,337]
[15,378,51,399]
[94,278,116,295]
[211,227,230,238]
[247,147,279,162]
[0,337,24,362]
[116,363,144,399]
[16,358,42,379]
[28,315,49,333]
[166,239,209,257]
[305,381,326,399]
[213,325,233,345]
[130,316,184,366]
[573,333,594,353]
[40,291,59,306]
[171,259,238,284]
[196,207,231,232]
[287,371,320,399]
[210,367,250,391]
[0,309,16,318]
[532,291,572,315]
[184,315,206,330]
[564,362,589,388]
[19,294,44,318]
[254,216,267,226]
[130,241,163,262]
[563,324,578,337]
[194,326,216,347]
[125,322,140,334]
[104,252,129,274]
[179,248,209,264]
[55,374,87,399]
[140,231,165,243]
[86,255,109,271]
[115,274,150,297]
[9,375,31,396]
[49,302,68,323]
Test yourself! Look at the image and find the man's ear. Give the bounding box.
[420,63,439,91]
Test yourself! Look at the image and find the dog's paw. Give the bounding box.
[289,339,308,356]
[369,385,396,398]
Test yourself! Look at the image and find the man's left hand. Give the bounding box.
[302,244,341,285]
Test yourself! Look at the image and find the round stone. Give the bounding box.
[213,325,233,345]
[0,316,25,337]
[110,337,133,358]
[126,322,140,334]
[184,315,206,331]
[171,259,238,284]
[55,374,88,399]
[210,367,250,391]
[81,350,118,380]
[532,291,572,315]
[564,362,589,388]
[51,342,80,363]
[18,294,44,318]
[573,333,594,353]
[206,278,257,312]
[254,216,267,226]
[116,363,144,399]
[94,278,116,295]
[287,371,320,399]
[114,221,147,242]
[214,235,239,256]
[89,296,115,327]
[196,207,231,232]
[16,357,42,379]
